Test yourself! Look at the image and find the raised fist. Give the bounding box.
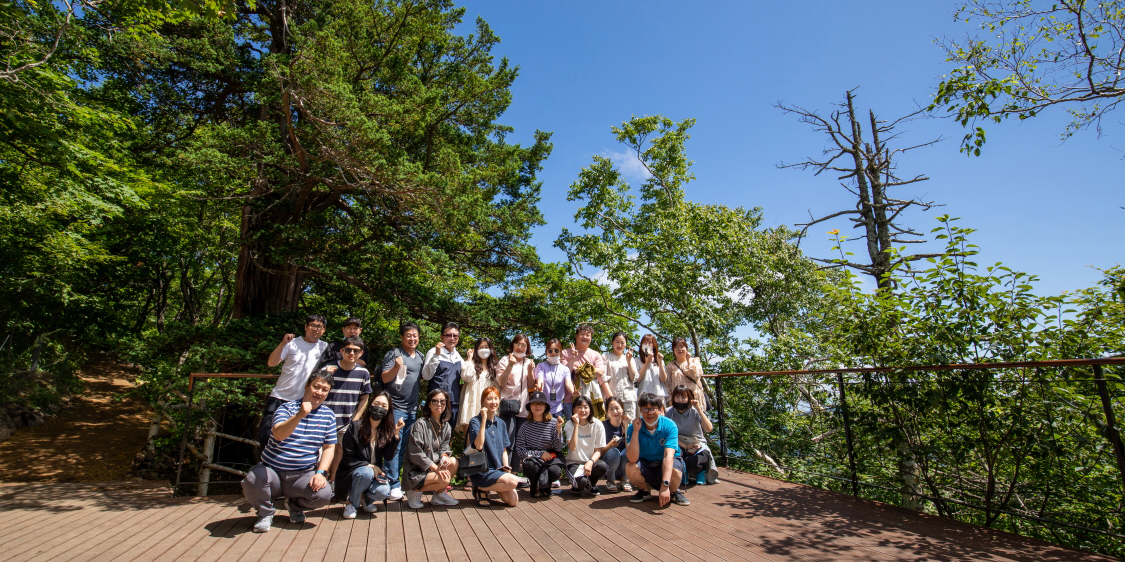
[281,333,295,345]
[394,356,403,368]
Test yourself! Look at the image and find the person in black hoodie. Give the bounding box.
[337,392,405,519]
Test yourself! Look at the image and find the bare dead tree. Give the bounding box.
[778,89,945,291]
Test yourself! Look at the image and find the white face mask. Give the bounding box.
[546,356,559,365]
[476,349,491,359]
[513,351,526,359]
[642,345,652,354]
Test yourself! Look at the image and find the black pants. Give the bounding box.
[521,456,564,492]
[567,460,608,490]
[684,447,713,479]
[258,396,286,449]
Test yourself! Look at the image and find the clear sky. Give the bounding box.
[460,0,1123,298]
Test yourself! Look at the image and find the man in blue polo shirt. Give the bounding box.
[626,392,688,506]
[242,369,338,533]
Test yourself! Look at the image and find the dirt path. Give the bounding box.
[0,353,152,482]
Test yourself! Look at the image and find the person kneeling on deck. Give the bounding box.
[626,392,689,507]
[243,369,338,533]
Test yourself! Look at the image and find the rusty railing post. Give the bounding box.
[837,371,859,497]
[1093,364,1125,494]
[174,375,197,493]
[715,376,729,468]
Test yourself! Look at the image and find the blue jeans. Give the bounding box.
[386,409,417,490]
[346,466,391,509]
[562,402,573,419]
[603,446,626,483]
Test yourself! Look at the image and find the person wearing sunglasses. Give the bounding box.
[323,336,374,484]
[403,389,459,508]
[423,322,467,426]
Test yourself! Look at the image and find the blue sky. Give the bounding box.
[461,0,1123,298]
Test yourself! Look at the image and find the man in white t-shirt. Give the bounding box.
[259,314,329,446]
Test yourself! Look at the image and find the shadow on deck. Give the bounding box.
[0,469,1112,562]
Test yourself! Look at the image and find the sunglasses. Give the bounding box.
[341,348,363,355]
[546,349,561,355]
[443,333,459,339]
[641,407,661,414]
[431,399,448,405]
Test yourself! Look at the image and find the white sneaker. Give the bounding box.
[389,487,404,501]
[432,491,458,506]
[342,504,357,519]
[406,490,425,509]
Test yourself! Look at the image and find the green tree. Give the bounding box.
[90,0,552,321]
[932,0,1125,154]
[556,115,823,361]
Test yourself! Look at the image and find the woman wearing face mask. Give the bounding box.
[635,334,668,406]
[533,338,572,419]
[602,332,639,419]
[337,392,406,518]
[457,337,499,432]
[666,385,717,485]
[564,395,608,496]
[599,396,632,492]
[665,337,707,411]
[497,334,537,449]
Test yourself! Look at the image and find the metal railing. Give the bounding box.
[705,356,1125,547]
[173,373,278,495]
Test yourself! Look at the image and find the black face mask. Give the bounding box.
[368,406,389,421]
[673,401,690,412]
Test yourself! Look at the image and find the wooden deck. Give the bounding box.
[0,469,1112,562]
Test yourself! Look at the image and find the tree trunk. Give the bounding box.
[231,240,307,319]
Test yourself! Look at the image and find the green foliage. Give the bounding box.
[556,115,825,360]
[722,217,1125,556]
[932,0,1125,154]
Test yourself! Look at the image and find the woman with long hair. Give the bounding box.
[564,395,608,496]
[337,392,405,518]
[497,334,537,448]
[666,384,717,485]
[466,386,522,507]
[403,388,459,508]
[513,391,566,498]
[602,331,639,418]
[635,334,668,406]
[457,337,500,432]
[665,337,706,410]
[599,396,632,492]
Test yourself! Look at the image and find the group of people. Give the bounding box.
[240,315,719,533]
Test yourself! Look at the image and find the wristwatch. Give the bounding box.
[661,479,671,487]
[315,469,328,477]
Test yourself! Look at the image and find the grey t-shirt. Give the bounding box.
[665,406,706,448]
[381,347,424,413]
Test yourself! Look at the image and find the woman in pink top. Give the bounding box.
[496,333,537,449]
[665,337,707,411]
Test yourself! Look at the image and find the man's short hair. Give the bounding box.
[342,335,365,350]
[306,369,334,388]
[575,323,594,337]
[306,314,327,327]
[400,321,420,336]
[343,317,363,328]
[637,392,664,409]
[441,321,460,335]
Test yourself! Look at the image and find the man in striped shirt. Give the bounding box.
[242,369,338,533]
[324,336,372,484]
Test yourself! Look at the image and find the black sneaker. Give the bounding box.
[516,478,530,489]
[581,484,598,497]
[671,490,690,506]
[629,489,651,503]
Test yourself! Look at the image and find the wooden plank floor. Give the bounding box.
[0,470,1113,562]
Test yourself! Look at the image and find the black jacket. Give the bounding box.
[337,421,399,485]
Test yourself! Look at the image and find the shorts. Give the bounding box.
[636,457,685,490]
[469,468,507,489]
